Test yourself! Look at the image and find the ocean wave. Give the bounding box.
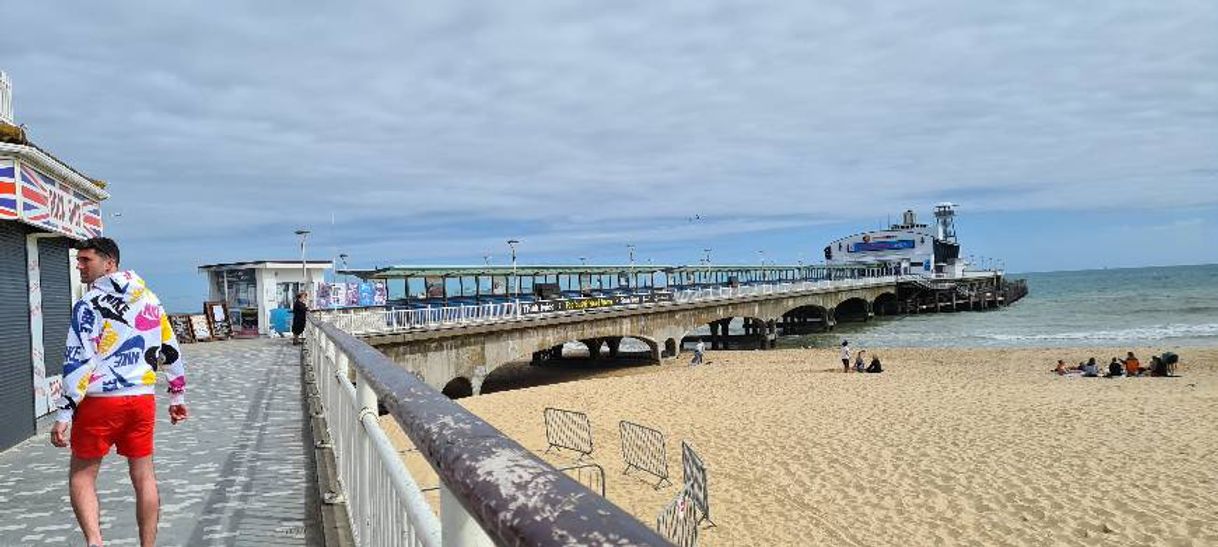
[980,323,1218,342]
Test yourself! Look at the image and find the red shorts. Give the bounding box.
[71,395,156,459]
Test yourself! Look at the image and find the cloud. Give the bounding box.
[1,0,1216,275]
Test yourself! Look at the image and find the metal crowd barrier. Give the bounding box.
[557,463,607,497]
[326,274,902,335]
[656,489,699,547]
[619,420,671,489]
[305,319,669,546]
[544,407,595,459]
[680,442,713,527]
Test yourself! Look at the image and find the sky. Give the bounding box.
[2,1,1216,311]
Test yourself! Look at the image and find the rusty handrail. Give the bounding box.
[311,319,671,546]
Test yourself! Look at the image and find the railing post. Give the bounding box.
[356,369,376,413]
[336,347,350,379]
[441,485,495,547]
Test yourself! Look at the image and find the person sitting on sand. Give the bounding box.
[1053,360,1068,375]
[1082,358,1099,377]
[854,350,867,373]
[1149,355,1167,377]
[1105,358,1124,378]
[1122,352,1142,376]
[841,340,851,373]
[866,356,883,373]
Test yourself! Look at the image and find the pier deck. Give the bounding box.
[0,339,319,546]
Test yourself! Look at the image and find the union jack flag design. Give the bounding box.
[0,158,16,219]
[18,163,104,238]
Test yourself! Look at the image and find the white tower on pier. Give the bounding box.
[933,202,957,243]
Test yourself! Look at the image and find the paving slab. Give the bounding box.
[0,338,320,546]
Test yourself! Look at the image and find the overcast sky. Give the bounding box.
[3,1,1216,310]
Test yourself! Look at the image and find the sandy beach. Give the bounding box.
[383,346,1218,546]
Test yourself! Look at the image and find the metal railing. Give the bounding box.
[321,274,901,336]
[304,319,670,546]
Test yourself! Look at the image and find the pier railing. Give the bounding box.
[319,275,902,335]
[304,319,670,546]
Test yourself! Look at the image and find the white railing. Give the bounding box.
[306,323,444,547]
[305,320,669,546]
[325,276,900,335]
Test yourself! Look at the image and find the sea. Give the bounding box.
[776,263,1218,349]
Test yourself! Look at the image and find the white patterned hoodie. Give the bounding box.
[56,270,187,422]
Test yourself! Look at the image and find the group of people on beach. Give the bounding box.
[841,340,883,373]
[1053,351,1173,378]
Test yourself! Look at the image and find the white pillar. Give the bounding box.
[440,485,495,547]
[26,233,62,417]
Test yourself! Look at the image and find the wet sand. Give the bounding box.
[383,346,1218,546]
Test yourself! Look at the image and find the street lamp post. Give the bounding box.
[626,244,636,291]
[295,229,311,292]
[507,239,520,317]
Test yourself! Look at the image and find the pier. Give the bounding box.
[318,265,1022,395]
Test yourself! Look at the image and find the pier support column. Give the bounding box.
[767,320,778,349]
[823,309,836,332]
[606,337,622,358]
[470,366,487,396]
[581,338,601,359]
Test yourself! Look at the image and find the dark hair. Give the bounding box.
[75,237,120,265]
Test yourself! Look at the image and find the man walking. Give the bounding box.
[49,237,188,547]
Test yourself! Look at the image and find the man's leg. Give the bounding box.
[128,456,160,547]
[69,455,104,546]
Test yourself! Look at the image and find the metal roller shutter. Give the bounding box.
[39,237,72,378]
[0,222,34,451]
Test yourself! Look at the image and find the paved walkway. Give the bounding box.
[0,338,320,546]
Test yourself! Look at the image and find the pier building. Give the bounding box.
[0,71,109,450]
[197,260,332,335]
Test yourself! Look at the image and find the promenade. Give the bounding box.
[0,339,319,546]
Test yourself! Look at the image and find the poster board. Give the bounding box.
[190,314,213,342]
[373,281,387,305]
[168,314,196,344]
[204,301,232,339]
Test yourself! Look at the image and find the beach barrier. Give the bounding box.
[557,463,606,497]
[656,488,700,547]
[620,420,672,488]
[544,407,594,459]
[681,441,714,527]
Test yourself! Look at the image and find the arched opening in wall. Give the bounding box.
[779,305,829,334]
[478,336,661,395]
[441,376,474,399]
[873,292,899,316]
[663,338,678,358]
[834,298,870,323]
